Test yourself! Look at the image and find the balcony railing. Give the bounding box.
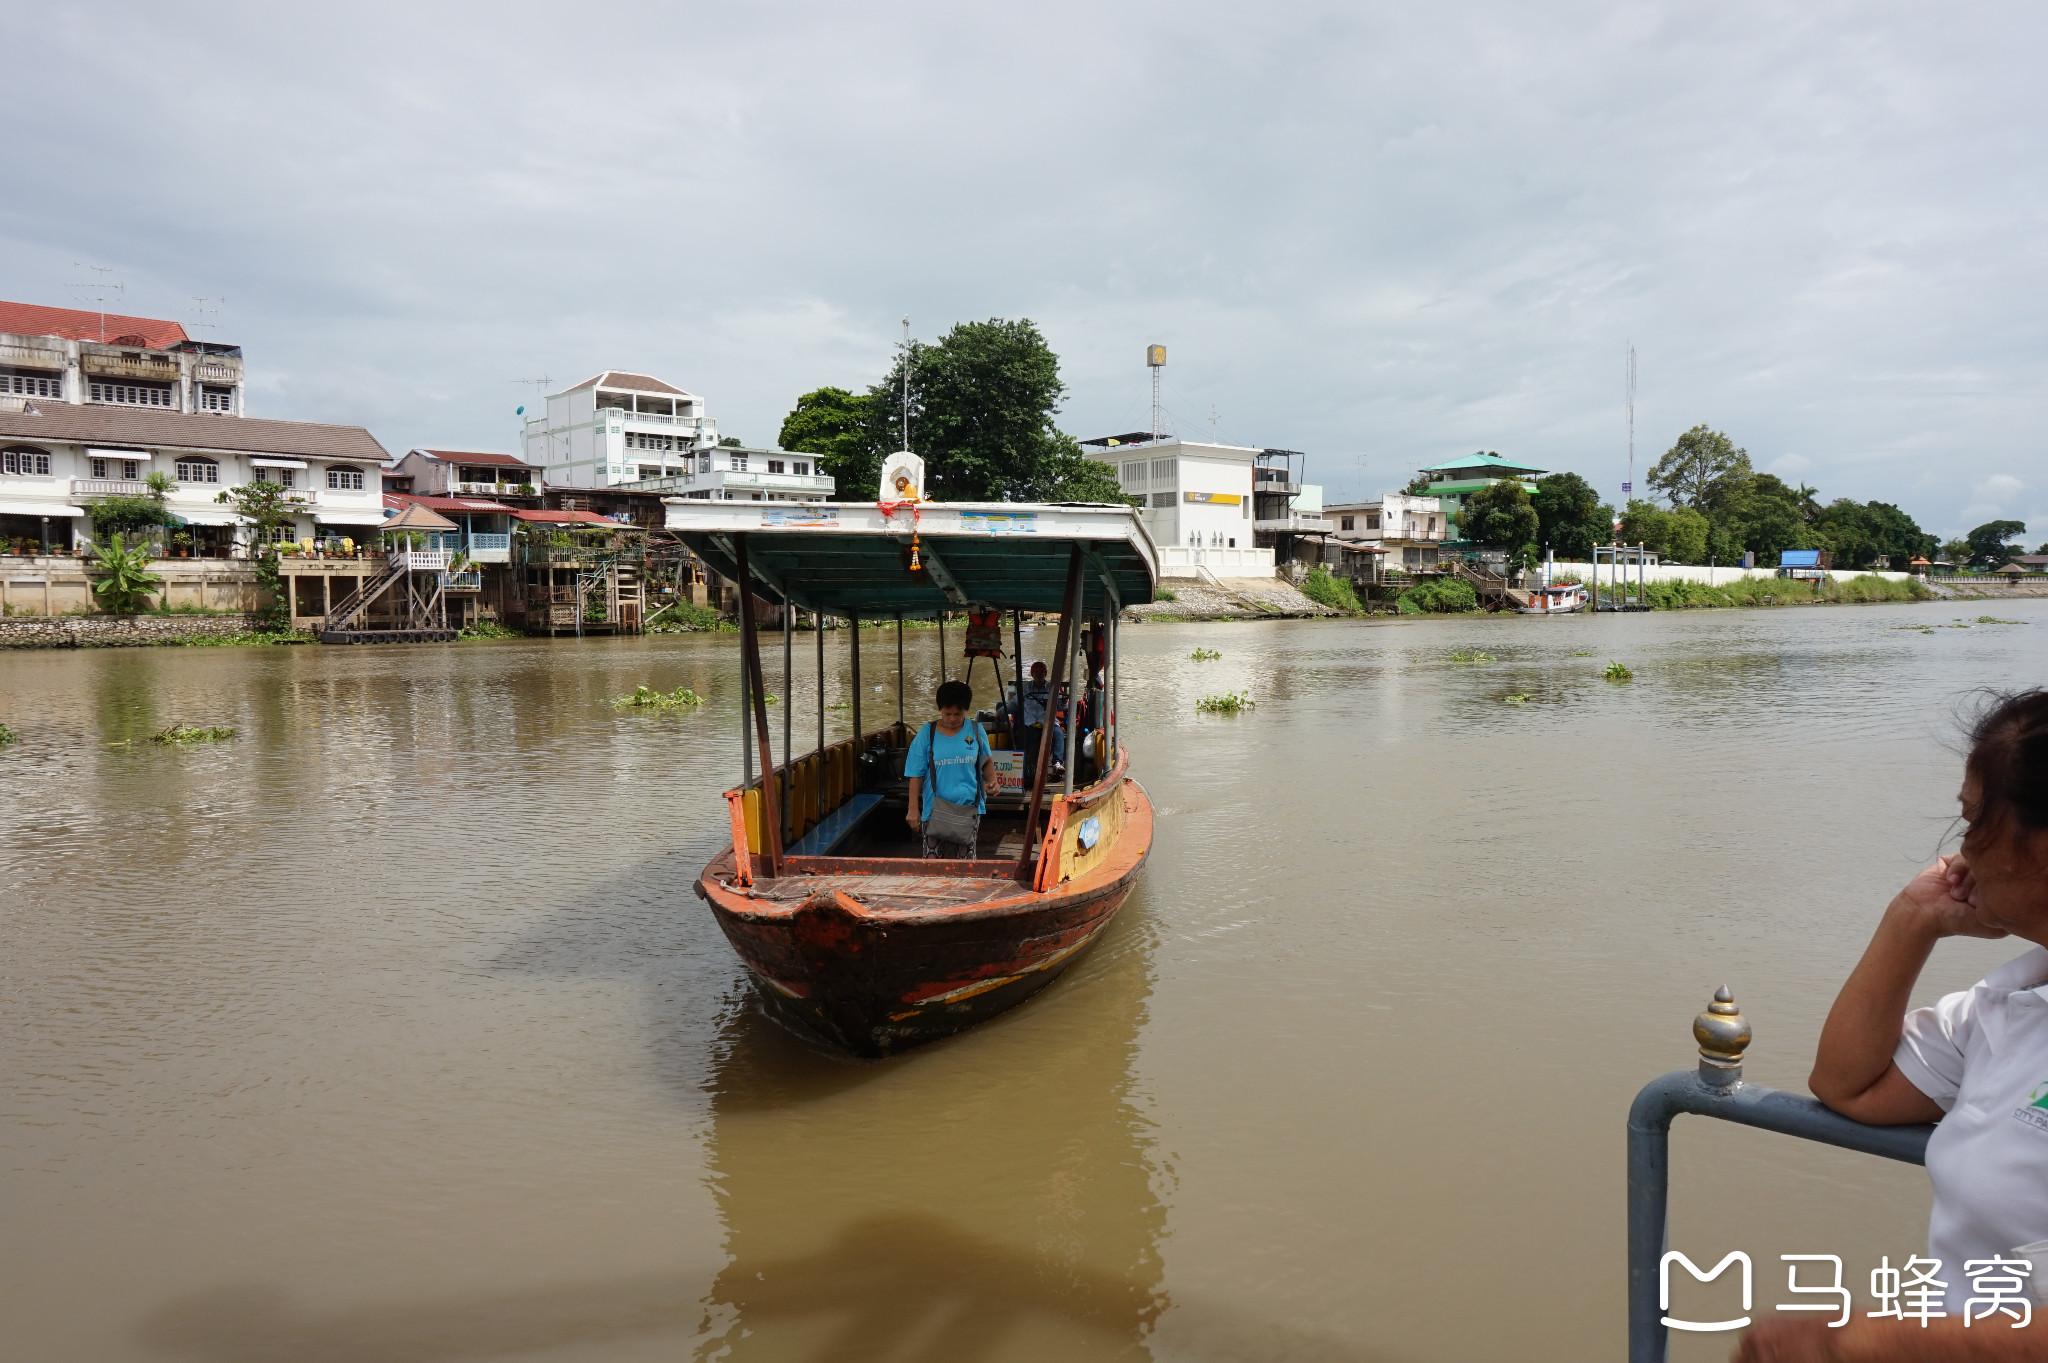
[391,550,452,570]
[469,533,511,552]
[598,406,699,430]
[82,354,181,381]
[455,482,534,497]
[439,571,483,591]
[72,478,149,497]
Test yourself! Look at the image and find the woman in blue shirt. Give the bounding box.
[905,679,998,858]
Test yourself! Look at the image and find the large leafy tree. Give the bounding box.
[217,480,310,629]
[1459,478,1539,563]
[1966,520,2028,568]
[1810,499,1937,569]
[781,319,1133,504]
[1617,500,1708,563]
[1647,426,1751,510]
[778,386,886,498]
[1529,472,1613,560]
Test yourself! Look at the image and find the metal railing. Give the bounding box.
[439,571,483,591]
[1627,988,1935,1362]
[455,482,532,497]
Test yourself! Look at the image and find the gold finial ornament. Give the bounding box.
[1693,985,1752,1073]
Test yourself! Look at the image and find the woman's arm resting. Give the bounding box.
[905,776,922,829]
[1811,858,1993,1124]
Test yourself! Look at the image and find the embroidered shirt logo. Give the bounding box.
[2012,1082,2048,1134]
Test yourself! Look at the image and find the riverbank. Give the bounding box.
[1126,576,1338,621]
[0,613,297,649]
[1589,573,1929,609]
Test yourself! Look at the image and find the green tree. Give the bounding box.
[1617,499,1672,557]
[1647,426,1751,510]
[778,386,885,497]
[717,436,742,447]
[216,480,310,629]
[1401,472,1437,496]
[85,493,174,543]
[1966,520,2027,568]
[1460,478,1539,564]
[1664,507,1710,564]
[1810,500,1937,569]
[1734,474,1813,563]
[1529,472,1613,561]
[1939,537,1970,565]
[89,533,163,614]
[885,319,1082,501]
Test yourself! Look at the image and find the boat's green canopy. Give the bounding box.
[666,500,1158,617]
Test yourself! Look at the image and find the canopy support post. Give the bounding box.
[733,534,783,878]
[1019,547,1083,880]
[938,609,947,681]
[1011,607,1025,730]
[1063,612,1082,795]
[782,589,793,841]
[895,612,905,731]
[850,610,862,746]
[815,609,826,764]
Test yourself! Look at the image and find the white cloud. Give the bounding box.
[0,0,2042,535]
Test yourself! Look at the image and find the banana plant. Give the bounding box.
[90,533,164,614]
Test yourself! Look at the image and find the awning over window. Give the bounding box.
[0,502,86,518]
[249,458,309,470]
[86,447,156,461]
[166,510,245,527]
[314,511,388,525]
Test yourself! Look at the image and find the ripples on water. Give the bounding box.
[2,602,2044,1361]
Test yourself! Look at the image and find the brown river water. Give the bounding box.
[5,600,2047,1362]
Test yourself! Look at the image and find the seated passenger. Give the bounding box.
[1738,689,2048,1361]
[1019,660,1066,777]
[905,679,998,859]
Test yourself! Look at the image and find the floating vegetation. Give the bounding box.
[1195,690,1256,713]
[1444,649,1495,664]
[457,620,522,641]
[613,685,706,710]
[1502,693,1531,705]
[0,721,14,746]
[1975,616,2023,625]
[151,724,236,745]
[1573,651,1595,657]
[1603,661,1635,682]
[1189,648,1222,661]
[829,700,851,710]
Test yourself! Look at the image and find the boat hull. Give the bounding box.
[697,780,1152,1057]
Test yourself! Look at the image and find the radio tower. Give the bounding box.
[1147,344,1166,443]
[1624,343,1637,503]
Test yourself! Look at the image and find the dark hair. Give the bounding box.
[1965,689,2048,840]
[936,679,973,711]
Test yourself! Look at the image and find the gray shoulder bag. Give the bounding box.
[921,722,982,845]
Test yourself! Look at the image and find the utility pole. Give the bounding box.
[1625,343,1637,504]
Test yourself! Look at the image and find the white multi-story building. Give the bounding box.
[0,300,246,417]
[0,300,383,553]
[521,370,722,490]
[521,369,835,502]
[1324,492,1449,569]
[1083,435,1256,549]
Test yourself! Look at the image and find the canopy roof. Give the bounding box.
[1419,451,1547,476]
[383,502,460,532]
[667,500,1158,617]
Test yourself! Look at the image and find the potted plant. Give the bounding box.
[170,530,194,558]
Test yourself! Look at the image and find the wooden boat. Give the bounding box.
[672,463,1159,1057]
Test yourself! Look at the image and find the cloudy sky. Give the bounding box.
[4,2,2042,535]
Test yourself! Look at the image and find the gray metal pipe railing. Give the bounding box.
[1627,988,1936,1363]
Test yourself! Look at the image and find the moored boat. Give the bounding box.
[1519,582,1588,614]
[674,455,1158,1057]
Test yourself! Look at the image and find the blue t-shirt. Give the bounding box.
[907,721,990,819]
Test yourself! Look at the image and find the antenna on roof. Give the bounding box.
[66,264,124,343]
[1147,344,1166,444]
[188,296,223,344]
[900,317,911,452]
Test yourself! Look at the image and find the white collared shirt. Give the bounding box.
[1894,946,2048,1306]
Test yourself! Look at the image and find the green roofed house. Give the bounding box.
[1416,452,1547,521]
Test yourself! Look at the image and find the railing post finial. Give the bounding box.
[1693,985,1751,1087]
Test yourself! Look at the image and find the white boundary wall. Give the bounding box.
[1158,544,1275,578]
[1544,561,1910,585]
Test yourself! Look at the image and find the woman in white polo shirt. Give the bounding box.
[1739,690,2048,1361]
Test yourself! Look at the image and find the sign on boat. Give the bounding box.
[670,459,1161,1057]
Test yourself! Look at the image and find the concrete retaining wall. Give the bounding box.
[1545,561,1911,586]
[0,555,268,617]
[0,613,270,649]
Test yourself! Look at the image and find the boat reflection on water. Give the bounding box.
[693,909,1166,1361]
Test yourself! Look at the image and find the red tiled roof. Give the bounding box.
[410,448,538,469]
[0,300,191,349]
[515,509,621,524]
[384,492,517,513]
[563,370,690,396]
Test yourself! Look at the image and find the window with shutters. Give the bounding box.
[89,380,174,407]
[2,370,63,399]
[200,386,235,411]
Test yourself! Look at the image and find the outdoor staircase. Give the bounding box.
[1450,561,1534,611]
[319,556,455,643]
[321,559,408,633]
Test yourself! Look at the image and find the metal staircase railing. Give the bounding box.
[321,558,409,633]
